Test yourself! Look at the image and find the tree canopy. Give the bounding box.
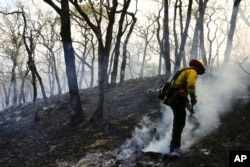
[0,0,249,121]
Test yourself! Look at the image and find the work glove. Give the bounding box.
[190,94,197,105]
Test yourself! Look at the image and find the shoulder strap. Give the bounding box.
[170,67,195,85]
[170,68,186,84]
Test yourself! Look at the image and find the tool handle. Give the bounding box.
[187,103,195,114]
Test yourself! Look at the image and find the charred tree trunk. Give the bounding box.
[19,69,29,104]
[173,0,179,70]
[34,64,48,104]
[155,2,164,75]
[93,45,106,119]
[44,0,84,125]
[190,6,199,59]
[92,0,118,120]
[10,63,18,106]
[174,0,193,72]
[27,59,38,121]
[51,51,62,95]
[2,83,9,107]
[163,0,171,78]
[110,0,131,86]
[120,13,137,83]
[90,39,95,87]
[191,0,208,65]
[199,0,208,66]
[223,0,241,64]
[60,0,84,125]
[70,0,131,120]
[22,11,41,121]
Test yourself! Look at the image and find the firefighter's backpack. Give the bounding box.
[158,69,186,105]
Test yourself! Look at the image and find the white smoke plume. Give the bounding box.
[119,63,250,160]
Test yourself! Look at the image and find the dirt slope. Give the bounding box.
[0,75,249,167]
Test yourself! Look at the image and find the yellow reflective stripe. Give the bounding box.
[172,68,197,96]
[186,69,197,95]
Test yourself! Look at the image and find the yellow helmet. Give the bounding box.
[189,59,205,75]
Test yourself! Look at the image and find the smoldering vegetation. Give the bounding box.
[70,63,250,167]
[0,64,249,167]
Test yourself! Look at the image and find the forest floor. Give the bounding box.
[0,75,250,167]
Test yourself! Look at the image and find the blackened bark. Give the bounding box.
[174,0,193,72]
[120,13,137,83]
[173,0,179,70]
[27,59,38,121]
[93,44,106,119]
[163,0,171,78]
[92,0,118,120]
[155,2,164,75]
[60,0,84,125]
[22,11,44,121]
[223,0,241,63]
[110,0,131,86]
[191,0,208,65]
[199,0,208,66]
[44,0,84,125]
[34,66,48,104]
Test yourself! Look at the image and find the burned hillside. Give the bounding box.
[0,73,250,167]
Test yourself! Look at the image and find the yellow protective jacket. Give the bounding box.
[170,68,197,97]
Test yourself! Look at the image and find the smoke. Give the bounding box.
[179,63,249,149]
[118,63,250,161]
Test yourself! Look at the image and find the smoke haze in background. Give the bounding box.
[119,63,250,158]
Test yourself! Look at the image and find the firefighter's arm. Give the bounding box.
[187,69,198,105]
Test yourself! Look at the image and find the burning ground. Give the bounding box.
[0,65,250,167]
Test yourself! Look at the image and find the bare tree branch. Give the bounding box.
[0,11,22,15]
[238,56,250,75]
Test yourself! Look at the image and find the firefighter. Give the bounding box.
[168,59,205,157]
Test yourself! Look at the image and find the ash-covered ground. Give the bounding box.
[0,71,250,167]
